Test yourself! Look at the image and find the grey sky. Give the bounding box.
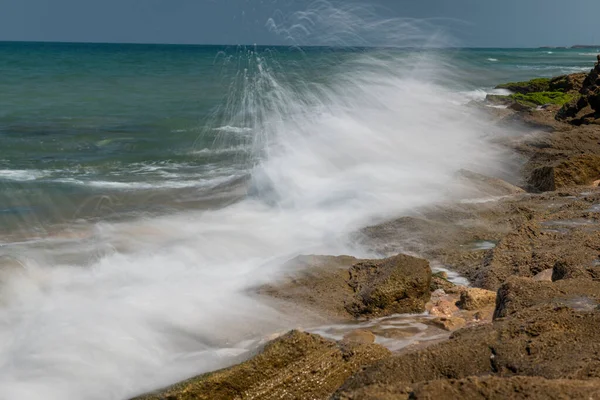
[0,0,597,48]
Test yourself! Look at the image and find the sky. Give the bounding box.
[0,0,598,48]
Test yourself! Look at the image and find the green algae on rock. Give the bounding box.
[496,78,552,94]
[510,91,574,107]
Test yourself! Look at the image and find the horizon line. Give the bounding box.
[0,39,576,50]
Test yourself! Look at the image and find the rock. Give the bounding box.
[343,330,376,344]
[259,254,431,321]
[533,269,553,281]
[133,330,390,400]
[549,73,587,93]
[493,276,600,319]
[258,255,361,321]
[456,169,525,197]
[428,299,459,317]
[496,78,551,94]
[333,304,600,399]
[528,154,600,191]
[474,218,600,291]
[458,288,497,311]
[430,317,466,331]
[409,376,600,400]
[557,56,600,124]
[345,255,432,318]
[485,94,513,106]
[430,272,455,292]
[553,260,600,281]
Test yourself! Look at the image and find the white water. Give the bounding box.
[0,5,507,400]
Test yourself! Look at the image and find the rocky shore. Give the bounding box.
[132,57,600,399]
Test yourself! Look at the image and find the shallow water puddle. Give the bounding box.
[308,313,449,352]
[465,240,497,251]
[541,219,598,234]
[587,204,600,212]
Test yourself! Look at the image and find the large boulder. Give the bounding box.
[259,254,432,321]
[345,255,432,318]
[132,331,390,400]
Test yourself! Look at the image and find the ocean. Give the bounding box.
[0,41,597,398]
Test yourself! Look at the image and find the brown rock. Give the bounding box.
[493,276,600,319]
[409,376,600,400]
[533,269,553,281]
[458,288,497,311]
[345,255,432,318]
[430,275,455,292]
[429,299,459,317]
[529,154,600,192]
[557,57,600,125]
[549,73,587,93]
[334,305,600,399]
[430,317,466,331]
[259,254,431,321]
[133,330,390,400]
[553,260,600,281]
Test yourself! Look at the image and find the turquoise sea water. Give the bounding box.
[0,41,598,399]
[1,42,597,231]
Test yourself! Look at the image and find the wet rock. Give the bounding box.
[430,272,455,291]
[345,255,432,318]
[428,299,459,318]
[493,276,600,319]
[409,376,600,400]
[458,288,497,311]
[430,316,466,331]
[456,169,525,197]
[528,154,600,192]
[334,304,600,399]
[133,330,390,400]
[552,260,600,281]
[259,254,431,321]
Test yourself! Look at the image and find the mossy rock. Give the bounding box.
[509,92,574,107]
[496,78,551,94]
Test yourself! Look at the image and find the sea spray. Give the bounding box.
[0,3,508,399]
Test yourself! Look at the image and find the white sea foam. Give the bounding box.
[456,87,512,104]
[213,125,253,134]
[487,58,498,62]
[0,169,47,181]
[0,4,509,399]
